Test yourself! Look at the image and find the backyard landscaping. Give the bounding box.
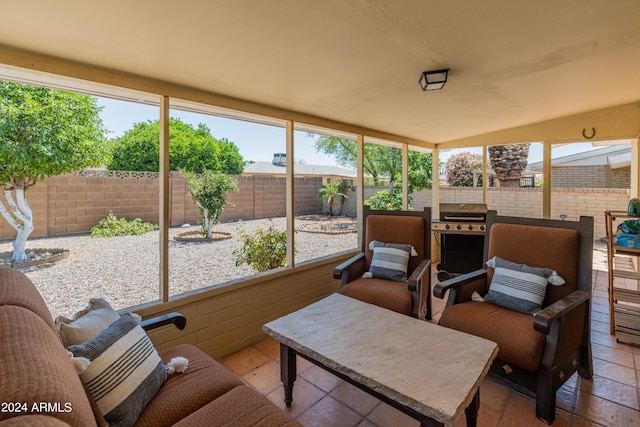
[0,215,358,318]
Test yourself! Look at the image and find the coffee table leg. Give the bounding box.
[280,343,297,407]
[464,389,480,427]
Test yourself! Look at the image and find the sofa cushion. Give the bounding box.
[135,344,245,427]
[0,306,95,426]
[340,277,412,315]
[56,298,120,347]
[171,385,302,427]
[0,267,56,332]
[439,301,545,372]
[0,415,73,426]
[67,313,167,427]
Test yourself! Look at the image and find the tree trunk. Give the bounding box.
[488,144,530,188]
[0,187,35,262]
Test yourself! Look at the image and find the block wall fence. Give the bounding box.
[0,171,630,241]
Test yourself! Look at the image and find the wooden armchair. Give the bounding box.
[334,206,432,320]
[433,212,594,424]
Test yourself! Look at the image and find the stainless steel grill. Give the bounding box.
[432,203,488,281]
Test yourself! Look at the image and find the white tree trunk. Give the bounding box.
[0,188,35,262]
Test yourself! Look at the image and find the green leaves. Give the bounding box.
[233,223,287,272]
[0,81,110,189]
[108,118,244,175]
[90,211,158,237]
[184,171,238,227]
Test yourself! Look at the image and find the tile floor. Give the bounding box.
[220,249,640,426]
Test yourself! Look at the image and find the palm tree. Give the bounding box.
[488,143,530,187]
[317,183,346,216]
[335,179,353,215]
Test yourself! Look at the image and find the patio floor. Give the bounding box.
[220,248,640,426]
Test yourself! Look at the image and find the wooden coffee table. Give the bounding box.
[263,294,498,427]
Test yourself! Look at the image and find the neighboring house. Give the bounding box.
[244,153,357,185]
[527,145,631,189]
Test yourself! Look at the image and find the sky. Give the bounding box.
[98,97,606,168]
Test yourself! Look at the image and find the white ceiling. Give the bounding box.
[0,0,639,145]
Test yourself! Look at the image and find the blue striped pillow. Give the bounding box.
[67,313,167,427]
[484,257,554,314]
[368,240,415,281]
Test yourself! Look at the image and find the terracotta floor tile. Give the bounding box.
[219,346,270,376]
[592,358,637,387]
[590,320,611,335]
[253,336,280,359]
[591,342,636,369]
[296,395,363,427]
[578,375,639,410]
[575,389,640,426]
[329,381,380,416]
[479,377,513,413]
[502,392,571,427]
[300,364,343,393]
[365,402,420,427]
[265,377,326,418]
[590,310,610,324]
[570,415,608,426]
[241,359,282,394]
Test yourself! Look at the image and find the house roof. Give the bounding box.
[527,145,631,170]
[0,1,639,148]
[244,161,356,178]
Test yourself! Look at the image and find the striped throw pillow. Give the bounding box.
[368,240,416,281]
[484,257,554,314]
[67,313,167,427]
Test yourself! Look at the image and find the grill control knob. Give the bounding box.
[480,225,485,231]
[468,225,473,231]
[445,224,450,230]
[456,224,461,230]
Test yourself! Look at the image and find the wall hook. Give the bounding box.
[582,127,596,139]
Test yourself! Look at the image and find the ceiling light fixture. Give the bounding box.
[419,68,449,91]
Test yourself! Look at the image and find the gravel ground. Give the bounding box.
[0,217,358,318]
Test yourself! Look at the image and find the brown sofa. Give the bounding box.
[0,267,301,427]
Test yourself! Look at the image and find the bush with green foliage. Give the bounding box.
[90,211,158,237]
[364,189,405,210]
[108,118,244,174]
[233,224,287,272]
[445,151,482,187]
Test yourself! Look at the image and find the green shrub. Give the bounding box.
[364,190,406,211]
[233,224,287,272]
[91,211,158,237]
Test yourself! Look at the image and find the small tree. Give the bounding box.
[0,82,110,261]
[335,179,353,215]
[445,151,482,187]
[317,183,346,216]
[364,188,404,210]
[184,171,238,239]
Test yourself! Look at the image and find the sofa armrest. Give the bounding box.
[333,253,366,288]
[533,290,590,334]
[141,312,187,332]
[408,259,431,292]
[433,269,487,299]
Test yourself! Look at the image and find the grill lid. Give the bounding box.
[439,203,487,221]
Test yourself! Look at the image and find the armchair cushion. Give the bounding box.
[439,301,545,372]
[340,277,412,315]
[367,240,416,281]
[484,257,557,314]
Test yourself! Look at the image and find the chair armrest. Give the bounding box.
[140,312,187,332]
[533,290,590,334]
[433,269,488,299]
[333,253,365,280]
[408,259,431,292]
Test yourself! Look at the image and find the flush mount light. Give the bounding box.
[419,68,449,91]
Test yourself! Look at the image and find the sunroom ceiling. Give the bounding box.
[0,1,639,146]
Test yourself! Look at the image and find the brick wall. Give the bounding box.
[552,165,630,188]
[0,172,323,240]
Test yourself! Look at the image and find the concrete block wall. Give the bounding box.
[138,252,349,360]
[552,166,630,189]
